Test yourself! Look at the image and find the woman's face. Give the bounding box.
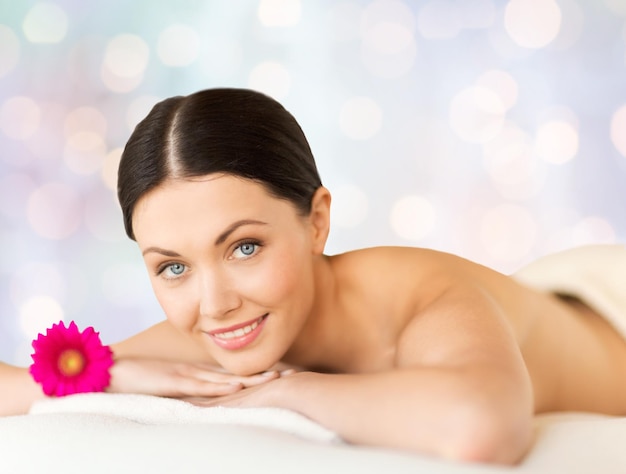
[132,174,326,375]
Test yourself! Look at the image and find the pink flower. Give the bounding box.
[30,321,114,397]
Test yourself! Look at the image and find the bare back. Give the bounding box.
[320,247,626,415]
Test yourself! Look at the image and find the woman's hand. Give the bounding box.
[107,358,287,399]
[182,371,297,409]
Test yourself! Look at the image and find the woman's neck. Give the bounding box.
[283,254,341,371]
[283,253,367,372]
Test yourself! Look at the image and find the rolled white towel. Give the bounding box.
[30,392,341,444]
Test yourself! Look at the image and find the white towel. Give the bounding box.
[29,392,341,444]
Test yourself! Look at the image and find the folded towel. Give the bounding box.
[30,392,341,444]
[513,244,626,339]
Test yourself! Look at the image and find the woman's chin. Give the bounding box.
[220,358,277,376]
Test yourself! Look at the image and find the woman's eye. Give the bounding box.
[232,242,259,259]
[160,263,186,279]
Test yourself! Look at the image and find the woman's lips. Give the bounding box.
[206,314,268,350]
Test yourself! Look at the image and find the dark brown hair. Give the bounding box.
[117,88,322,240]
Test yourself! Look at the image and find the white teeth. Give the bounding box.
[213,318,261,340]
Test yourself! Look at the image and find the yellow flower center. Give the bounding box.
[57,349,86,377]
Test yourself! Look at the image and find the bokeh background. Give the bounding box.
[1,0,625,365]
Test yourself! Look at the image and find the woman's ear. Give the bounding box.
[308,187,331,255]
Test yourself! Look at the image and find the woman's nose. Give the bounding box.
[197,271,241,320]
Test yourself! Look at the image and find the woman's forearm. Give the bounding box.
[273,368,532,464]
[0,363,44,416]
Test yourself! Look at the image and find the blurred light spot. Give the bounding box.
[102,264,149,306]
[64,107,107,137]
[360,0,417,77]
[101,64,144,93]
[19,296,64,339]
[366,21,414,54]
[328,2,363,41]
[102,147,122,191]
[504,0,561,49]
[0,173,36,218]
[390,195,436,241]
[361,28,416,77]
[570,216,616,246]
[63,107,108,175]
[258,0,301,27]
[449,86,506,143]
[126,95,159,132]
[475,70,518,110]
[27,183,81,239]
[0,25,20,78]
[457,0,496,29]
[535,121,578,164]
[64,131,106,175]
[22,2,68,44]
[480,204,537,262]
[611,104,626,158]
[101,34,149,93]
[248,61,291,100]
[84,192,125,242]
[417,1,461,39]
[103,34,149,77]
[483,122,543,199]
[331,184,369,228]
[157,24,200,67]
[0,96,41,140]
[339,96,382,140]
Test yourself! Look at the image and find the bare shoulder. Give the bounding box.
[326,247,517,348]
[328,246,500,293]
[329,246,471,274]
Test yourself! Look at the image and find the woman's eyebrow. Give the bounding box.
[214,219,268,245]
[142,247,181,257]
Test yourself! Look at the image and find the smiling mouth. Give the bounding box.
[207,314,268,350]
[211,315,266,340]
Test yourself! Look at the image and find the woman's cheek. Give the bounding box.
[245,254,301,304]
[153,282,197,333]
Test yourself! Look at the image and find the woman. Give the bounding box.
[2,88,626,465]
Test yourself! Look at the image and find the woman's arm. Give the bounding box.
[108,320,287,396]
[0,321,285,416]
[0,363,44,416]
[201,281,534,465]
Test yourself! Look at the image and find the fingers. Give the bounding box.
[109,357,288,400]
